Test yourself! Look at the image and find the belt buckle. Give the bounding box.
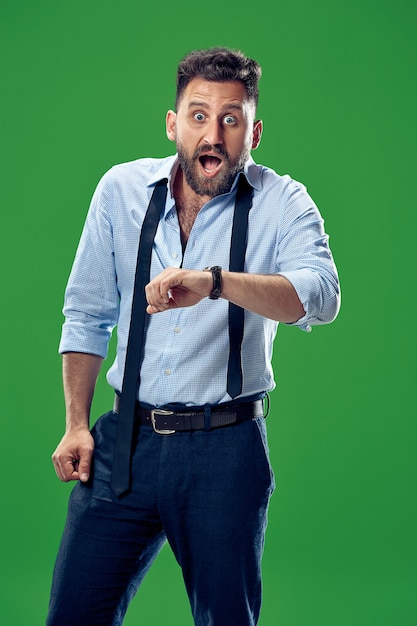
[150,409,176,435]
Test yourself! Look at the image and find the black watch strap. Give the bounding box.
[203,265,222,300]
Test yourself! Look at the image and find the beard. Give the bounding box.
[176,141,250,197]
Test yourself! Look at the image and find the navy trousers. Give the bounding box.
[47,410,275,626]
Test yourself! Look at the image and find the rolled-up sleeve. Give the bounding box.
[276,180,340,332]
[59,172,120,357]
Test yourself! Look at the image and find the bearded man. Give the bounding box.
[48,47,340,626]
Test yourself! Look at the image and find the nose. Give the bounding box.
[204,120,223,146]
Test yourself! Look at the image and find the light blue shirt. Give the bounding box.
[59,155,340,407]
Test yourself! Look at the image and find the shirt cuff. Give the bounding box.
[278,269,324,332]
[58,322,111,358]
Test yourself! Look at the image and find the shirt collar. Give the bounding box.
[237,157,262,192]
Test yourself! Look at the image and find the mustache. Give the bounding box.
[192,144,229,160]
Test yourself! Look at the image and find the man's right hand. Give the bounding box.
[53,352,103,483]
[52,429,95,483]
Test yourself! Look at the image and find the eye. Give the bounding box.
[193,112,205,122]
[224,115,236,125]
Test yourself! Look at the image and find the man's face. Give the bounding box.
[166,78,262,198]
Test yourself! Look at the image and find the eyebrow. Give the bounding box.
[187,100,243,112]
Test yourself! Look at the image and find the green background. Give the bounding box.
[1,0,416,624]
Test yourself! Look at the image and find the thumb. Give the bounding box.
[78,446,93,482]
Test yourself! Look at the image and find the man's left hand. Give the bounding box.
[145,267,212,314]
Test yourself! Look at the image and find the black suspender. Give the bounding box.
[111,179,168,497]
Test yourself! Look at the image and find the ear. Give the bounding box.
[166,110,177,142]
[251,120,263,149]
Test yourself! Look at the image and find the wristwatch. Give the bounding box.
[203,266,222,300]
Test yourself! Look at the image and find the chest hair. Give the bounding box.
[176,198,203,250]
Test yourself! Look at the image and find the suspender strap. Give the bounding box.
[111,179,167,497]
[227,174,254,398]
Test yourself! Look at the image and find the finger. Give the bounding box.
[145,281,164,308]
[52,451,79,482]
[147,290,171,312]
[51,437,94,483]
[160,274,181,302]
[77,447,93,482]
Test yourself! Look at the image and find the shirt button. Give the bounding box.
[174,327,181,333]
[165,369,171,376]
[172,252,178,259]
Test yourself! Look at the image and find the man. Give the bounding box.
[48,47,340,625]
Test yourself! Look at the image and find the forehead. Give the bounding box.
[178,78,250,111]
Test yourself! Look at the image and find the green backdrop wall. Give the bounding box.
[1,0,416,624]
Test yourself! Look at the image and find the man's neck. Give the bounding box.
[173,167,210,213]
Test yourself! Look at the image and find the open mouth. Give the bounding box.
[198,154,223,176]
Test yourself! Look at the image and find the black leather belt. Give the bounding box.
[113,395,264,435]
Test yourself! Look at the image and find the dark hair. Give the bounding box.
[175,47,262,110]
